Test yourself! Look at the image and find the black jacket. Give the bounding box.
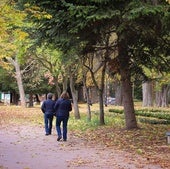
[41,99,55,114]
[54,98,72,117]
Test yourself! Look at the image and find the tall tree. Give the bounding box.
[0,0,30,107]
[17,0,170,129]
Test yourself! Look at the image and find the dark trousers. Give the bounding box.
[56,116,69,140]
[44,113,53,135]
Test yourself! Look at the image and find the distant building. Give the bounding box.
[0,92,11,105]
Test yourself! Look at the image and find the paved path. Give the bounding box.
[0,125,163,169]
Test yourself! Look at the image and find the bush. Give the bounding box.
[109,108,170,124]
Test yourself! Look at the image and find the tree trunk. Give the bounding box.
[155,84,169,107]
[83,51,107,125]
[11,91,19,105]
[168,90,170,104]
[90,58,106,125]
[82,73,91,121]
[62,76,68,92]
[118,42,138,129]
[150,0,158,5]
[120,68,137,129]
[35,94,40,103]
[7,57,26,107]
[53,76,61,99]
[98,60,106,125]
[114,81,123,106]
[15,60,26,107]
[69,72,80,119]
[155,91,161,107]
[161,85,169,107]
[99,90,105,125]
[142,81,153,107]
[28,93,34,107]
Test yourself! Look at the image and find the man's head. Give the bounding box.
[47,93,53,99]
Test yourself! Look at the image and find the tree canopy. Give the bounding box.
[14,0,170,128]
[17,0,170,75]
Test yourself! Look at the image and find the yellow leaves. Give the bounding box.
[68,157,92,168]
[0,0,29,69]
[0,105,42,125]
[166,0,170,4]
[32,10,52,20]
[0,1,26,26]
[13,29,29,42]
[25,4,52,20]
[69,106,170,167]
[0,60,12,70]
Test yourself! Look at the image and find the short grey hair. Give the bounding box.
[47,93,53,99]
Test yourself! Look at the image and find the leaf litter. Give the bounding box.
[0,105,170,169]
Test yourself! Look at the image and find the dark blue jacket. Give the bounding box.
[54,98,72,117]
[41,99,55,114]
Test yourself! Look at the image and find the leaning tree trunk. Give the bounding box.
[90,58,106,125]
[7,57,26,107]
[69,72,80,119]
[15,60,26,107]
[118,43,138,129]
[142,81,153,107]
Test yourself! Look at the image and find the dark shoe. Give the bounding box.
[45,133,49,136]
[63,139,67,141]
[57,136,62,141]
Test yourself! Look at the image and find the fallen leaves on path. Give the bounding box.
[0,105,170,169]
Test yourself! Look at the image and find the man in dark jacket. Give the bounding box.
[54,91,72,141]
[41,93,55,135]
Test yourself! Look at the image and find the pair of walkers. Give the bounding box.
[41,91,72,141]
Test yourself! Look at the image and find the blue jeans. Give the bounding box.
[56,116,69,140]
[44,113,53,135]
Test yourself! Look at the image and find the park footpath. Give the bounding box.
[0,124,166,169]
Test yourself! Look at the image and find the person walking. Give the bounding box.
[54,91,72,141]
[41,93,55,135]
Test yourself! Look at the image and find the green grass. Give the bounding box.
[69,111,125,132]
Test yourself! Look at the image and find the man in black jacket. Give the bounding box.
[41,93,55,135]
